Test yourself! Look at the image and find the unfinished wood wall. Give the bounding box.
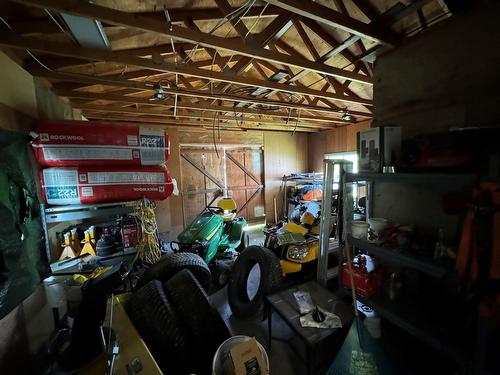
[308,121,371,172]
[155,129,265,240]
[373,3,500,138]
[264,132,308,223]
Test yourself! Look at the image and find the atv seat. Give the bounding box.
[218,197,238,222]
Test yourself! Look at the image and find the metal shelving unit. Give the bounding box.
[40,201,136,262]
[339,171,479,367]
[348,235,449,278]
[346,172,478,184]
[282,173,324,219]
[339,289,468,366]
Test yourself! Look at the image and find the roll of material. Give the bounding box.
[40,165,174,205]
[32,121,170,167]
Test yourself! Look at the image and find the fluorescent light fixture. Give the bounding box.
[61,13,110,50]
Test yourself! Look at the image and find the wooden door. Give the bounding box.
[180,147,265,227]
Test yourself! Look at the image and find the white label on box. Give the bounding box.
[81,186,94,197]
[42,146,133,161]
[139,128,166,165]
[87,171,165,185]
[127,135,138,146]
[43,168,80,205]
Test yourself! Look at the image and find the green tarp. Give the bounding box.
[0,129,48,319]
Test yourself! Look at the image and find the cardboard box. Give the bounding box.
[228,338,265,375]
[358,126,401,172]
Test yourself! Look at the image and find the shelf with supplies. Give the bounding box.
[339,163,479,368]
[346,172,478,185]
[40,201,138,263]
[41,201,136,224]
[347,235,450,278]
[339,288,467,366]
[282,173,325,219]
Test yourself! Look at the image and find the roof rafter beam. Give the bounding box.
[81,113,317,132]
[0,36,372,106]
[55,89,361,125]
[30,69,372,118]
[10,0,371,84]
[72,103,331,129]
[214,0,255,42]
[262,0,398,45]
[8,6,282,35]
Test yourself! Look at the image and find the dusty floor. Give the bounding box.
[211,226,309,375]
[209,226,459,375]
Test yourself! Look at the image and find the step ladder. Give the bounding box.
[317,159,352,286]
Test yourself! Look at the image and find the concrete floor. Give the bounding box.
[210,226,307,375]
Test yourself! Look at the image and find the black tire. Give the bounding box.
[236,232,250,252]
[228,245,283,318]
[213,260,232,288]
[164,269,231,373]
[135,252,211,291]
[127,280,192,374]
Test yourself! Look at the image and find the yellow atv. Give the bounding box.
[263,202,329,277]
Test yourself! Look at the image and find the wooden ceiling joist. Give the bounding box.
[81,113,318,133]
[8,6,282,36]
[55,89,360,126]
[10,0,372,85]
[263,0,398,45]
[31,70,371,119]
[72,103,332,129]
[1,36,372,107]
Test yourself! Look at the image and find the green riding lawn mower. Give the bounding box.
[136,197,249,290]
[135,196,285,320]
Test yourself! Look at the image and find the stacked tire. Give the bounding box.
[127,253,230,374]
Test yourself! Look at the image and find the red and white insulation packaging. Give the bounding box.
[31,121,170,167]
[40,165,175,205]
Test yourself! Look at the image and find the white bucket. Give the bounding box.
[351,221,369,239]
[367,218,389,233]
[212,335,269,375]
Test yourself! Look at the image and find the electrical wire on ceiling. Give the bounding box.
[163,7,178,64]
[292,109,301,136]
[209,0,257,72]
[44,9,78,45]
[181,0,257,65]
[218,1,269,72]
[0,16,52,71]
[213,111,220,158]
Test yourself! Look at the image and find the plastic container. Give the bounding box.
[212,335,269,375]
[367,218,389,233]
[351,221,369,239]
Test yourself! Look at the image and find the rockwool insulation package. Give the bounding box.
[40,165,174,205]
[32,121,170,167]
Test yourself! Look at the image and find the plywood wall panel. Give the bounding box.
[264,132,308,222]
[308,121,371,171]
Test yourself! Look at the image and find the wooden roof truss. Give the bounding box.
[0,0,451,132]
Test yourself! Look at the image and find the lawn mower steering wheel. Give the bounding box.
[207,206,224,214]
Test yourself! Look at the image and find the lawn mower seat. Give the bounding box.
[218,197,238,222]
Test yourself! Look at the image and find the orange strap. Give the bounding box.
[490,192,500,280]
[456,210,474,278]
